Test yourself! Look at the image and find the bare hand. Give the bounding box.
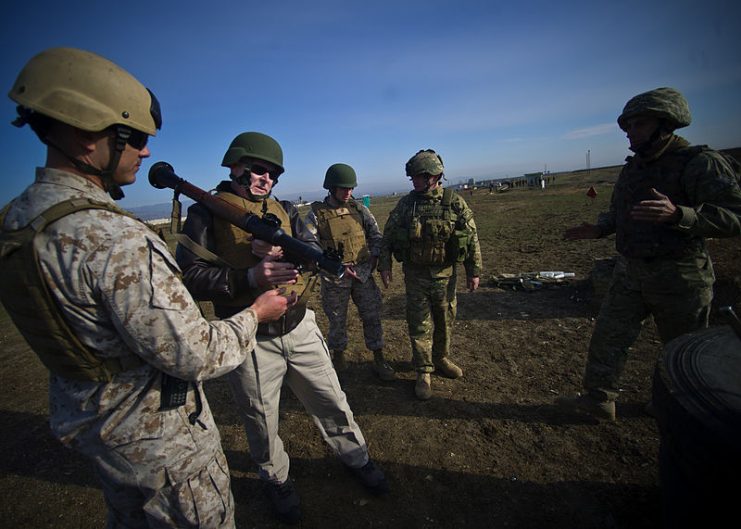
[251,238,283,259]
[344,264,360,280]
[467,275,480,292]
[630,188,680,224]
[380,269,391,288]
[249,289,293,322]
[563,222,601,240]
[252,254,299,288]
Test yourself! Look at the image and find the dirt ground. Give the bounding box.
[1,167,739,529]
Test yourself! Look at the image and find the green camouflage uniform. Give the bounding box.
[378,186,482,373]
[585,135,741,401]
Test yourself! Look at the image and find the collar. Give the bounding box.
[35,167,114,204]
[412,186,444,200]
[630,135,690,166]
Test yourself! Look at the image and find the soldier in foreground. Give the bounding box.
[305,163,395,380]
[378,149,482,400]
[0,48,291,528]
[175,132,389,525]
[559,87,741,421]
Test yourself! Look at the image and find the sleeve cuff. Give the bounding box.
[674,205,696,230]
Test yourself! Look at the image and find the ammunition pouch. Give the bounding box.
[392,188,471,266]
[448,228,471,263]
[409,218,454,266]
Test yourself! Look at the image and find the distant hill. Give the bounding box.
[127,199,194,221]
[128,146,740,221]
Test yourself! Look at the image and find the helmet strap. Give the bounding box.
[101,126,131,200]
[420,174,442,193]
[329,187,350,205]
[43,125,130,200]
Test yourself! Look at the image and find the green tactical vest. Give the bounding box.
[211,192,310,305]
[390,188,471,266]
[0,198,145,382]
[615,146,722,258]
[310,200,370,264]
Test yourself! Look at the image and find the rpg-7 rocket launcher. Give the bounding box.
[148,161,344,277]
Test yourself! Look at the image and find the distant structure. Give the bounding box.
[524,172,544,187]
[454,169,556,192]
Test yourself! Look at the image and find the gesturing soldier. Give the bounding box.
[559,87,741,421]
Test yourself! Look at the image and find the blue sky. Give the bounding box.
[2,0,740,208]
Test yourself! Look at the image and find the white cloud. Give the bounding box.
[563,123,616,140]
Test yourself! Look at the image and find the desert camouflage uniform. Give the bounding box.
[378,186,482,372]
[2,168,258,528]
[585,135,741,401]
[305,197,384,352]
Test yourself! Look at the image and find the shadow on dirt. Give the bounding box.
[381,284,595,322]
[0,410,98,488]
[206,372,650,432]
[225,453,660,529]
[0,410,660,529]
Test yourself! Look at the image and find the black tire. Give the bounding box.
[652,325,741,528]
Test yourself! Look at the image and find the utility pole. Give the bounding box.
[586,149,591,176]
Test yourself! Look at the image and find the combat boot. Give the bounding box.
[346,459,390,495]
[265,478,301,524]
[332,349,347,371]
[556,393,616,421]
[434,357,463,379]
[415,373,432,400]
[372,349,396,381]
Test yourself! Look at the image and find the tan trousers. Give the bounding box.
[227,309,369,484]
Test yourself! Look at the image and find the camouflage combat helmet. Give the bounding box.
[405,149,444,177]
[8,47,162,199]
[617,87,691,131]
[221,131,285,176]
[324,163,357,189]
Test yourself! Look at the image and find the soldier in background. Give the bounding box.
[378,149,482,400]
[305,163,395,380]
[0,48,290,528]
[559,87,741,421]
[176,133,389,525]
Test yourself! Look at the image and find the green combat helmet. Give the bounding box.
[221,131,285,176]
[617,87,691,131]
[405,149,444,177]
[324,163,357,189]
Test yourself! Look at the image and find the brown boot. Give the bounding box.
[556,393,616,421]
[372,350,396,381]
[332,349,347,371]
[434,357,463,379]
[415,373,432,400]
